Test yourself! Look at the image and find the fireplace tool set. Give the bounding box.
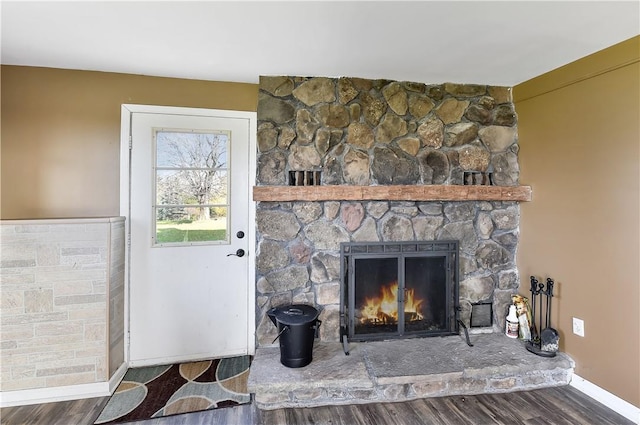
[525,276,559,357]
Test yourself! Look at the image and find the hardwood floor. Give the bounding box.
[0,386,634,425]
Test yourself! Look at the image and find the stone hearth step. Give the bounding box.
[248,333,575,410]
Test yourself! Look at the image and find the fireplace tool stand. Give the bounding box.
[525,276,558,358]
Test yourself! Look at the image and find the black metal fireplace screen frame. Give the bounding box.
[340,240,460,348]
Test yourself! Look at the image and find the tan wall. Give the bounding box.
[1,66,258,219]
[514,36,639,407]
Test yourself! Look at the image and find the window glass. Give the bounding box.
[153,131,229,246]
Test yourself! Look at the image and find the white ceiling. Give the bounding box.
[1,1,638,87]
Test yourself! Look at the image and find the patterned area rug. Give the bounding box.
[94,356,251,424]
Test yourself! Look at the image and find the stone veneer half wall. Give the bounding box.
[0,217,125,393]
[255,76,522,347]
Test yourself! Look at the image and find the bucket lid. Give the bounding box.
[269,304,319,325]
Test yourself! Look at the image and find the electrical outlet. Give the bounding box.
[573,317,585,337]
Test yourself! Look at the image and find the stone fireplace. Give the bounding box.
[248,76,575,410]
[254,76,525,347]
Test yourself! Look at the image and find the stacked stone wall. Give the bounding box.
[255,76,522,346]
[0,217,125,392]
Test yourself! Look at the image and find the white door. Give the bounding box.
[127,108,255,367]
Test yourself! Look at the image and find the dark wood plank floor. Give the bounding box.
[1,386,634,425]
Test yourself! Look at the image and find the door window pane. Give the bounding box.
[156,132,227,168]
[153,130,230,246]
[156,170,227,205]
[156,207,228,244]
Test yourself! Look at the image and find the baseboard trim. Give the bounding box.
[109,362,128,393]
[0,382,109,408]
[0,362,129,408]
[571,374,640,424]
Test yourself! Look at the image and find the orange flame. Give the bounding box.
[360,282,425,324]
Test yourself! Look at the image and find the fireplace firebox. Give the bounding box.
[340,241,459,351]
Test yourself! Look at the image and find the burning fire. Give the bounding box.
[360,282,424,324]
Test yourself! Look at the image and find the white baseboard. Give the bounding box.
[571,374,640,424]
[109,362,128,393]
[0,382,109,408]
[0,362,128,408]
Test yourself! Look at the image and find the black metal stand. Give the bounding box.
[525,340,556,357]
[457,319,474,347]
[341,327,350,356]
[526,276,557,358]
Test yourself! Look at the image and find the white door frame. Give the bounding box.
[119,104,257,364]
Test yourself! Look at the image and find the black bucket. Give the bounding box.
[267,304,321,368]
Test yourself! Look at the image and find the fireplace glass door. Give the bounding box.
[341,241,458,342]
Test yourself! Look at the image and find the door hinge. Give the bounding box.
[129,135,132,150]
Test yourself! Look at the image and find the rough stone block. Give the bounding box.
[54,281,93,296]
[318,305,341,341]
[3,312,59,326]
[315,282,340,305]
[0,353,28,367]
[487,377,517,391]
[35,321,83,337]
[96,355,111,380]
[293,388,324,400]
[412,380,447,397]
[378,371,462,386]
[382,384,407,401]
[1,377,47,392]
[28,350,76,364]
[450,377,488,395]
[1,290,24,310]
[1,341,18,350]
[24,289,53,313]
[326,388,348,400]
[255,391,291,405]
[39,269,105,283]
[45,372,98,387]
[10,365,36,380]
[519,372,550,387]
[73,306,106,321]
[1,246,36,267]
[54,294,106,306]
[36,363,95,377]
[349,388,378,401]
[550,370,572,385]
[84,323,106,341]
[37,244,60,266]
[37,332,85,346]
[0,272,36,286]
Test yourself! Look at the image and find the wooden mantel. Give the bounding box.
[253,185,532,202]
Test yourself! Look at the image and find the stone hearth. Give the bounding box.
[248,334,574,410]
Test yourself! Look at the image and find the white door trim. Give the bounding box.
[119,104,257,364]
